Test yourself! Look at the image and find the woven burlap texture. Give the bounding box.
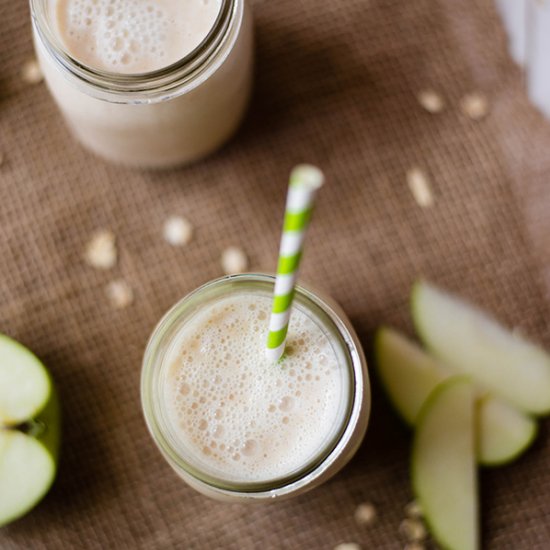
[2,0,550,548]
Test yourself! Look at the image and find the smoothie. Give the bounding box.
[142,275,370,501]
[163,293,349,483]
[31,0,253,167]
[48,0,222,73]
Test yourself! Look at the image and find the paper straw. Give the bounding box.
[266,165,325,362]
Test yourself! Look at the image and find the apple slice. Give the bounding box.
[476,395,537,465]
[375,327,537,465]
[0,335,51,426]
[375,327,447,425]
[412,377,479,550]
[0,334,60,526]
[412,281,550,415]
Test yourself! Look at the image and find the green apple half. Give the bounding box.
[0,334,60,526]
[375,327,537,465]
[412,377,479,550]
[412,281,550,415]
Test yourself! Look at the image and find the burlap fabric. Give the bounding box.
[2,0,550,547]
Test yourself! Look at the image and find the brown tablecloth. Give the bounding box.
[2,0,550,548]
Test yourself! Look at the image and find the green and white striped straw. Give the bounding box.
[266,165,325,363]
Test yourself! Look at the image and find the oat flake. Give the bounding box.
[354,502,377,526]
[404,543,426,550]
[334,544,361,550]
[460,92,489,120]
[417,89,445,113]
[221,246,248,275]
[105,280,134,309]
[163,216,193,247]
[404,500,423,519]
[22,59,43,85]
[399,518,427,542]
[407,167,434,208]
[84,230,117,270]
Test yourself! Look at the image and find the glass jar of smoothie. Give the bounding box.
[30,0,253,168]
[141,274,370,502]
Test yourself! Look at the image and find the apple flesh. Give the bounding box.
[0,334,60,526]
[375,326,447,425]
[412,281,550,415]
[412,378,479,550]
[375,327,537,465]
[476,395,536,465]
[0,336,51,426]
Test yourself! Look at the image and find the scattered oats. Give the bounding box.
[163,216,193,247]
[22,59,43,85]
[105,280,134,309]
[404,543,426,550]
[354,502,377,526]
[221,246,248,275]
[406,167,434,208]
[399,518,427,542]
[417,89,445,114]
[460,92,489,120]
[404,500,423,519]
[84,230,117,270]
[334,544,361,550]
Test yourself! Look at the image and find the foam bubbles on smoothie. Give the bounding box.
[164,294,347,483]
[54,0,222,73]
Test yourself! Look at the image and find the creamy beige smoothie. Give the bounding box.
[164,293,348,483]
[48,0,221,73]
[141,275,370,501]
[31,0,253,167]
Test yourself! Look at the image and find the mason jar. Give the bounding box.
[30,0,253,168]
[141,274,370,502]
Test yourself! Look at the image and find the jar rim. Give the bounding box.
[141,274,369,497]
[30,0,240,103]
